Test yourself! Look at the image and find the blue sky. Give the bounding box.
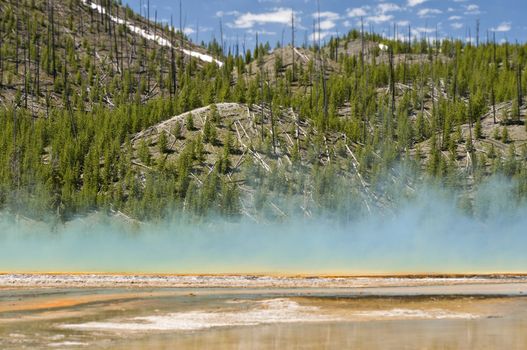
[123,0,527,49]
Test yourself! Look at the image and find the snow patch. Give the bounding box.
[80,0,223,67]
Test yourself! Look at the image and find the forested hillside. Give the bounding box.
[0,0,526,222]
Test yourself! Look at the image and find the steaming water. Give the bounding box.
[1,179,527,274]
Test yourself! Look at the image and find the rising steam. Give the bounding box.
[1,176,526,275]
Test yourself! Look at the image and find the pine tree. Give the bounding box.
[138,139,151,165]
[203,118,216,144]
[502,127,510,144]
[475,118,482,139]
[186,112,194,131]
[158,131,168,154]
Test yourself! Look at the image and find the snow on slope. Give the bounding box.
[80,0,224,67]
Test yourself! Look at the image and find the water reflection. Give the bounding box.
[1,288,527,349]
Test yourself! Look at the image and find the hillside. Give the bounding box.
[0,0,223,113]
[0,0,526,222]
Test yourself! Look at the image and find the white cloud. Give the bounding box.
[377,3,401,14]
[315,11,340,20]
[366,14,394,24]
[181,26,212,35]
[491,22,512,32]
[414,27,435,33]
[407,0,428,7]
[312,11,340,30]
[451,22,463,29]
[348,2,402,24]
[411,26,435,38]
[448,16,462,21]
[216,11,240,18]
[319,19,336,30]
[397,20,410,26]
[246,29,277,36]
[464,4,481,15]
[309,31,337,42]
[417,8,442,18]
[183,27,195,35]
[347,6,369,18]
[230,8,295,29]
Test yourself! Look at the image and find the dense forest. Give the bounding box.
[0,0,526,223]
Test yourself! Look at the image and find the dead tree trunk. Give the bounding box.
[291,10,295,82]
[219,18,224,56]
[23,17,28,109]
[51,0,56,82]
[120,13,124,76]
[256,33,265,143]
[170,16,177,97]
[476,19,480,47]
[316,0,328,128]
[492,35,496,124]
[517,51,523,115]
[452,51,458,103]
[12,108,20,193]
[360,17,364,75]
[268,76,276,156]
[493,32,496,64]
[0,22,3,88]
[322,58,328,128]
[112,6,120,75]
[15,0,19,74]
[389,46,395,118]
[36,35,40,96]
[467,92,474,146]
[491,83,496,124]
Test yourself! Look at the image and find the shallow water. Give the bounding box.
[2,287,527,349]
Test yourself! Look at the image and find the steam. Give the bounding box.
[1,177,526,275]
